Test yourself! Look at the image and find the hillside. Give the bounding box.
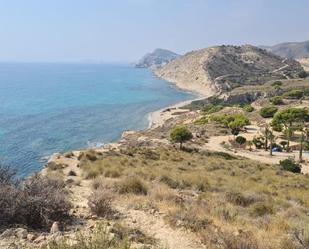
[155,45,305,96]
[298,58,309,72]
[261,40,309,59]
[135,48,180,69]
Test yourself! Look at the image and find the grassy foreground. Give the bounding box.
[77,146,309,249]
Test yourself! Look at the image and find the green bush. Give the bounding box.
[202,104,223,114]
[243,105,254,112]
[170,125,193,148]
[260,106,278,118]
[270,96,283,105]
[194,116,209,125]
[235,136,247,145]
[280,159,301,173]
[283,90,304,99]
[304,141,309,151]
[271,81,283,87]
[299,71,307,78]
[210,114,250,128]
[252,136,265,149]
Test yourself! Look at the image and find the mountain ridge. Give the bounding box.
[155,45,306,96]
[260,40,309,59]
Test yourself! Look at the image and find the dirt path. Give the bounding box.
[50,151,206,249]
[118,207,206,249]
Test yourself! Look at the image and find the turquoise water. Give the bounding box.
[0,63,194,176]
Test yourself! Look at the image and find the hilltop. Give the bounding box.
[261,40,309,59]
[135,49,180,69]
[155,45,305,96]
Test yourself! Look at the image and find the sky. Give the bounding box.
[0,0,308,63]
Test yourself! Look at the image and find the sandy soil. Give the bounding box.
[148,97,203,129]
[118,206,206,249]
[297,58,309,72]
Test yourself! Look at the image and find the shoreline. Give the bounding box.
[147,96,205,129]
[47,96,204,164]
[46,76,208,166]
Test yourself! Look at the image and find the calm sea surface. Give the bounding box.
[0,63,194,176]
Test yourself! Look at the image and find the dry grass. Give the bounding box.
[78,146,309,248]
[116,177,148,195]
[87,189,115,218]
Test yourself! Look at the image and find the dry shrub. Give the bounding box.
[42,222,131,249]
[84,165,103,179]
[250,202,274,217]
[0,165,17,185]
[92,176,105,190]
[168,205,211,232]
[159,175,181,189]
[64,152,74,158]
[18,174,72,228]
[139,148,160,161]
[46,162,66,171]
[116,177,148,195]
[111,223,156,245]
[150,185,178,202]
[0,165,71,229]
[104,168,121,178]
[78,149,101,161]
[88,189,115,218]
[225,191,260,207]
[0,184,19,225]
[281,227,309,249]
[221,231,260,249]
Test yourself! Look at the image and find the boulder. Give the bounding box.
[14,228,27,239]
[50,221,60,234]
[27,233,36,242]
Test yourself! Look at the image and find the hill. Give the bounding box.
[135,49,180,69]
[155,45,306,96]
[260,40,309,59]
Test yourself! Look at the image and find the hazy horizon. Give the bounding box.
[1,0,308,63]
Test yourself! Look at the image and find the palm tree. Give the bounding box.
[267,130,276,156]
[259,122,271,151]
[299,131,304,162]
[298,125,308,163]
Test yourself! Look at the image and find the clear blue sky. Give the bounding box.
[0,0,308,63]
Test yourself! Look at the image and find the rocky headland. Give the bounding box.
[154,45,305,96]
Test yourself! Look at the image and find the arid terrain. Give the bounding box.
[1,44,309,249]
[155,45,306,95]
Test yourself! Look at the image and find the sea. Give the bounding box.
[0,63,194,176]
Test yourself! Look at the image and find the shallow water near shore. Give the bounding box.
[0,63,194,176]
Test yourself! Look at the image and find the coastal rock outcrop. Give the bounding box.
[155,45,306,96]
[135,48,180,69]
